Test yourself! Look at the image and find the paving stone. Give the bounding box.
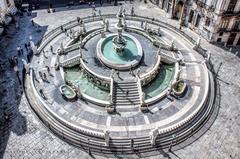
[0,1,239,159]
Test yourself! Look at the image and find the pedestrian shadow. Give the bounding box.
[0,13,49,159]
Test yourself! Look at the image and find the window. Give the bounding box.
[188,10,194,23]
[217,38,222,42]
[220,19,229,29]
[195,14,201,27]
[205,17,210,26]
[233,21,240,31]
[227,0,237,12]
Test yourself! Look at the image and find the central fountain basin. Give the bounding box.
[97,33,143,70]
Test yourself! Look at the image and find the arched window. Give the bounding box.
[205,17,211,27]
[233,21,240,31]
[227,0,237,12]
[188,10,194,23]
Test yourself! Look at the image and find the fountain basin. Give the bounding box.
[97,33,143,70]
[60,85,77,101]
[172,80,187,97]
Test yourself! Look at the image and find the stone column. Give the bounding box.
[170,0,176,18]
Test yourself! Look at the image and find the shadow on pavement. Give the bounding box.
[0,11,48,159]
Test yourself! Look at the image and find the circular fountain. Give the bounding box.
[97,33,143,70]
[97,7,143,70]
[25,7,215,158]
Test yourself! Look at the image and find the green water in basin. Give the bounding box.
[143,65,175,100]
[62,86,75,97]
[102,36,138,64]
[64,67,110,101]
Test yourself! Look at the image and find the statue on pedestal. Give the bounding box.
[104,130,110,146]
[104,20,109,32]
[150,128,159,146]
[144,21,148,31]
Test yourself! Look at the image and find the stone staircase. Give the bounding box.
[113,81,141,107]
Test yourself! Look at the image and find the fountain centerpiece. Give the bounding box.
[96,7,143,70]
[112,7,127,55]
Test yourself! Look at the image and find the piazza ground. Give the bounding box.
[0,1,239,159]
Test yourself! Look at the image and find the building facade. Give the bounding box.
[0,0,17,25]
[153,0,240,46]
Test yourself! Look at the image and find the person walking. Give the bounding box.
[20,46,24,55]
[17,46,21,56]
[24,43,28,51]
[31,19,34,26]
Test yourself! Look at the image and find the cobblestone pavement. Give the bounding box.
[0,1,239,159]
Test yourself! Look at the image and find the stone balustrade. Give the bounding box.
[139,54,161,86]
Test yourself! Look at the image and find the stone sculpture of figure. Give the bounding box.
[60,42,64,54]
[104,130,110,146]
[98,9,101,17]
[69,29,73,36]
[102,18,106,25]
[82,21,86,33]
[141,92,145,106]
[117,6,123,18]
[79,36,83,48]
[131,7,134,16]
[77,85,82,98]
[158,27,161,35]
[196,36,201,47]
[101,31,105,38]
[79,26,84,37]
[150,128,159,146]
[123,8,126,16]
[136,68,141,77]
[144,21,148,31]
[141,21,144,29]
[206,51,211,62]
[79,18,83,25]
[79,48,82,58]
[170,39,174,50]
[55,52,60,70]
[157,46,161,55]
[110,69,115,78]
[93,11,96,17]
[105,20,109,32]
[123,16,127,29]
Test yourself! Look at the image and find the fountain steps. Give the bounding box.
[114,96,140,100]
[115,90,139,94]
[113,81,141,107]
[115,85,138,89]
[114,98,140,102]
